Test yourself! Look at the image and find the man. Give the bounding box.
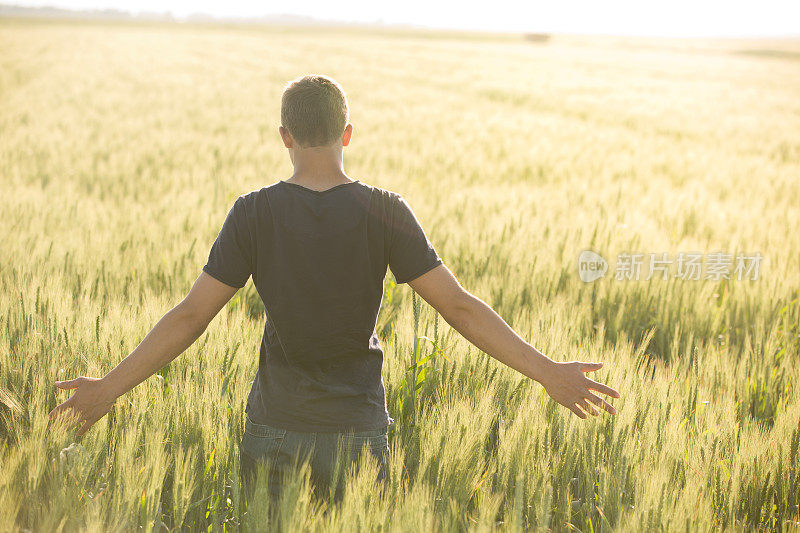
[49,74,620,505]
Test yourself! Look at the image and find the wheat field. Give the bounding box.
[1,18,799,531]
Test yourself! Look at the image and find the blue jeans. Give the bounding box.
[239,414,391,506]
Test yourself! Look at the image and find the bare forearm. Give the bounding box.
[445,292,554,382]
[99,306,208,401]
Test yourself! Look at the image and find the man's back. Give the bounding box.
[202,179,443,432]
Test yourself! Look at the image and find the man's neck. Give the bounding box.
[287,156,353,189]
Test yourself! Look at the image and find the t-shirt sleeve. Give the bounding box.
[388,194,443,284]
[202,196,254,289]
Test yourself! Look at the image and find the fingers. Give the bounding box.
[585,378,621,399]
[48,398,74,421]
[48,396,84,433]
[585,391,618,415]
[77,417,97,436]
[577,399,599,416]
[567,403,588,419]
[55,377,84,390]
[579,362,603,373]
[51,409,86,433]
[49,407,82,431]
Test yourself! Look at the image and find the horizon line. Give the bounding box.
[2,2,800,39]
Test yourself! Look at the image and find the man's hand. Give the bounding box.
[46,271,237,436]
[48,377,117,436]
[540,361,620,419]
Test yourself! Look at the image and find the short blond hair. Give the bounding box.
[281,74,349,148]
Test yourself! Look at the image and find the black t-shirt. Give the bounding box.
[202,179,443,432]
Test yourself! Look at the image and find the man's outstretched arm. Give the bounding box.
[407,263,621,419]
[48,272,239,435]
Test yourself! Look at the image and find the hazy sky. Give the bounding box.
[11,0,800,37]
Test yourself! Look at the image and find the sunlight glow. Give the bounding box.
[8,0,800,37]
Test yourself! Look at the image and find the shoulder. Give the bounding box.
[355,183,407,224]
[221,184,282,229]
[238,182,281,203]
[230,182,284,211]
[369,183,399,199]
[358,182,402,205]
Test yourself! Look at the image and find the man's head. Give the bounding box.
[280,74,351,150]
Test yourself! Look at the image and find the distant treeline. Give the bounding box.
[524,33,551,42]
[0,3,410,27]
